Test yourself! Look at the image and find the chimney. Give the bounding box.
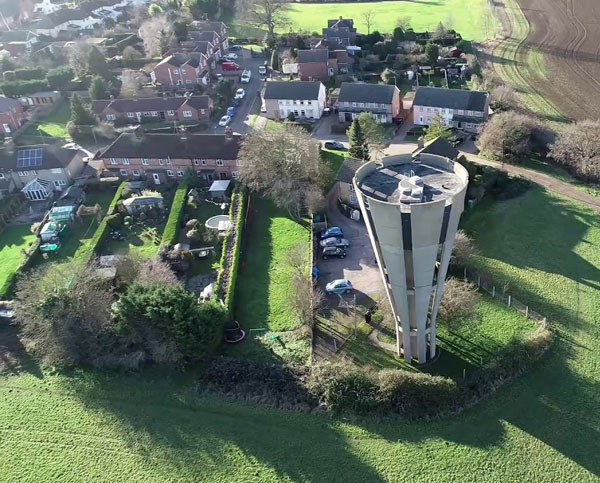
[180,126,188,141]
[4,137,14,155]
[134,125,144,140]
[224,126,233,141]
[109,94,114,100]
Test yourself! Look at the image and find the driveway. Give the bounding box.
[317,188,383,299]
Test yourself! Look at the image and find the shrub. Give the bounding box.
[161,182,188,247]
[46,66,74,90]
[106,213,123,229]
[439,278,479,327]
[14,67,45,81]
[0,79,49,97]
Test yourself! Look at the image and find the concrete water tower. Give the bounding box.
[353,153,468,364]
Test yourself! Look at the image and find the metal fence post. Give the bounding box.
[525,306,529,318]
[492,285,496,297]
[507,295,511,307]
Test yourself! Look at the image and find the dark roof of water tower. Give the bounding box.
[357,161,465,204]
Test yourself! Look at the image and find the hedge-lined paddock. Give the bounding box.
[160,182,188,248]
[73,181,126,264]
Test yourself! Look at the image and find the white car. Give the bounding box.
[218,115,231,126]
[241,69,251,83]
[223,53,238,61]
[235,88,246,99]
[258,65,267,75]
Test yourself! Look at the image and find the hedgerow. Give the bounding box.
[160,182,188,247]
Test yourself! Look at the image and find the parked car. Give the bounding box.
[235,88,246,99]
[241,70,251,83]
[222,62,241,71]
[231,97,241,107]
[229,45,241,52]
[223,53,238,61]
[258,65,267,75]
[218,115,231,126]
[325,278,353,295]
[320,237,350,248]
[450,134,465,147]
[322,247,347,259]
[323,140,345,151]
[227,106,236,117]
[320,227,343,239]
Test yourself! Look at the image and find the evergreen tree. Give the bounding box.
[70,94,97,126]
[87,46,111,81]
[425,42,440,66]
[424,114,453,142]
[393,26,405,41]
[88,75,109,100]
[347,119,370,161]
[270,49,279,70]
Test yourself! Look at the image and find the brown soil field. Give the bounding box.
[491,0,600,121]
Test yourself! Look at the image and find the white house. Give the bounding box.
[34,0,68,15]
[412,87,490,133]
[31,8,101,37]
[262,81,327,120]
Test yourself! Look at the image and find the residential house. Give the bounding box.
[33,0,69,15]
[262,81,326,120]
[320,17,357,49]
[0,144,86,201]
[413,136,459,161]
[150,53,210,87]
[98,130,242,185]
[297,49,336,80]
[337,82,401,123]
[80,0,124,21]
[0,30,40,55]
[30,8,102,37]
[165,40,218,70]
[0,97,28,136]
[91,95,213,123]
[335,157,362,208]
[189,21,228,52]
[187,31,222,60]
[21,91,62,107]
[412,86,490,133]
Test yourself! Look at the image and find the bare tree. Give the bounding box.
[395,16,412,30]
[490,85,518,111]
[238,124,325,218]
[432,22,447,41]
[139,15,175,57]
[452,230,478,267]
[478,111,539,163]
[361,9,376,35]
[439,278,479,328]
[550,119,600,181]
[305,186,326,215]
[120,69,154,98]
[238,0,290,41]
[465,53,478,70]
[68,42,92,78]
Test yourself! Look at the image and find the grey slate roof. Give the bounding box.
[414,137,459,160]
[336,157,363,184]
[100,133,242,160]
[0,145,80,170]
[34,8,96,29]
[297,49,328,63]
[413,87,488,112]
[0,96,20,112]
[338,83,397,104]
[263,81,322,100]
[187,31,219,43]
[92,96,211,115]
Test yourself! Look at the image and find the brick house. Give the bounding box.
[337,83,401,123]
[0,97,28,135]
[0,30,40,56]
[412,86,490,133]
[335,156,362,208]
[262,81,326,120]
[150,53,210,87]
[92,95,213,123]
[186,31,223,60]
[320,17,357,49]
[98,131,242,185]
[0,144,86,200]
[165,40,218,70]
[297,49,337,80]
[188,20,228,52]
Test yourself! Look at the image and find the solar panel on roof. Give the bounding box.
[16,148,43,169]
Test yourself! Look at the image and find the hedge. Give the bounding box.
[73,181,126,263]
[0,79,49,97]
[160,182,188,247]
[224,189,246,318]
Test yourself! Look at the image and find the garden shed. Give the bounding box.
[48,205,75,223]
[208,180,232,200]
[122,195,164,214]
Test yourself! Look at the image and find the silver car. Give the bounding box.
[319,237,350,248]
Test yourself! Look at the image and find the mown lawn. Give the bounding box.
[2,186,600,481]
[17,100,71,144]
[229,0,495,42]
[235,197,310,332]
[0,225,36,295]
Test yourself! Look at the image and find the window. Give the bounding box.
[183,110,193,118]
[231,171,238,178]
[352,102,357,107]
[127,112,135,118]
[173,69,179,74]
[0,173,4,179]
[123,158,130,165]
[159,159,164,165]
[167,110,175,116]
[166,158,172,165]
[142,158,149,165]
[17,171,24,176]
[348,183,354,192]
[193,159,200,165]
[350,194,357,204]
[54,179,66,187]
[110,158,117,165]
[51,168,62,174]
[200,109,206,114]
[167,170,174,176]
[457,109,464,115]
[106,114,116,121]
[358,102,364,108]
[151,111,158,116]
[236,159,242,166]
[120,169,128,176]
[307,100,312,105]
[426,107,431,112]
[143,112,151,117]
[132,169,140,176]
[177,170,184,177]
[201,159,207,165]
[216,159,224,166]
[181,69,186,74]
[30,170,37,175]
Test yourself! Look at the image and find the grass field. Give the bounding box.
[229,0,495,42]
[235,197,310,333]
[2,187,600,481]
[0,225,36,294]
[17,100,71,144]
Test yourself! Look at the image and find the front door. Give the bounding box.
[345,112,352,122]
[153,173,161,185]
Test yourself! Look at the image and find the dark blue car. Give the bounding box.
[320,227,343,239]
[227,106,236,117]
